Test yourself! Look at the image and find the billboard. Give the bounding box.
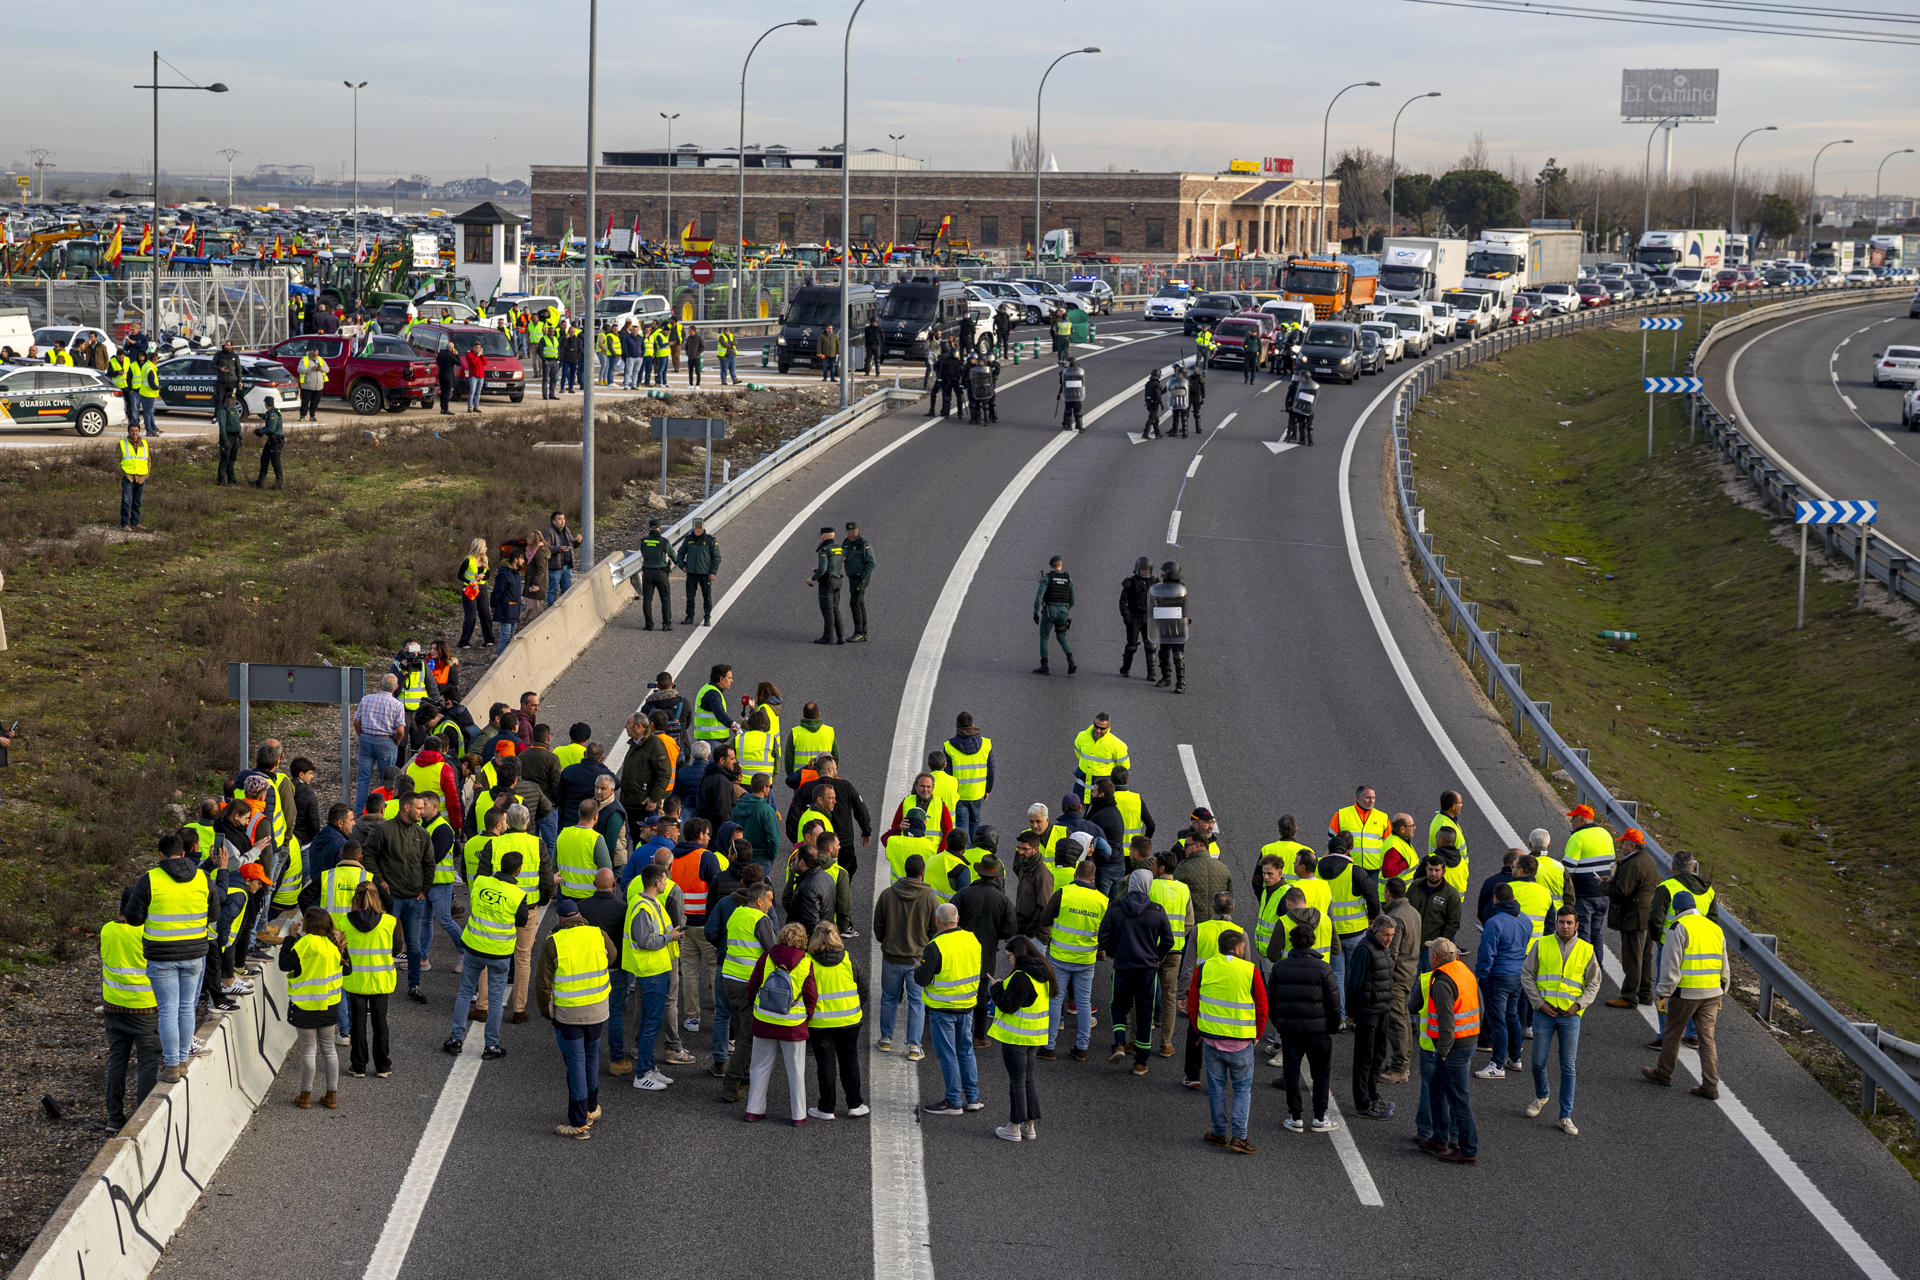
[1264,157,1294,175]
[1228,159,1259,174]
[1620,68,1718,122]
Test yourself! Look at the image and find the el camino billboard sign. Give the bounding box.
[1621,68,1718,122]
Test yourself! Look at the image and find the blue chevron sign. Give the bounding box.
[1699,292,1735,302]
[1644,377,1704,393]
[1640,317,1683,330]
[1795,500,1877,525]
[1790,277,1818,286]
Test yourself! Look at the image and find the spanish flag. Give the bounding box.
[937,214,951,238]
[108,223,124,266]
[679,219,696,251]
[272,234,283,258]
[138,223,153,255]
[881,241,893,261]
[180,223,197,248]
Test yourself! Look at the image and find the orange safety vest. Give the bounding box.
[1421,959,1482,1044]
[670,848,716,918]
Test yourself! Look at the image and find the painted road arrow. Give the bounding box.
[1795,500,1878,525]
[1263,438,1301,455]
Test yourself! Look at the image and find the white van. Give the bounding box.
[1441,288,1499,338]
[1376,305,1435,356]
[492,293,569,321]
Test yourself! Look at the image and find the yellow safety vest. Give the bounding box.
[1428,812,1468,865]
[1071,726,1129,799]
[755,955,814,1028]
[288,934,344,1011]
[1509,879,1552,940]
[1253,881,1286,955]
[884,833,939,882]
[142,867,209,947]
[1676,915,1727,994]
[553,741,586,771]
[1284,875,1334,960]
[1657,878,1715,932]
[923,929,982,1009]
[321,863,371,932]
[135,360,160,398]
[620,892,675,977]
[109,355,131,389]
[788,721,837,765]
[1537,855,1567,913]
[988,976,1050,1047]
[555,825,602,899]
[1563,824,1616,877]
[946,736,991,802]
[1195,955,1259,1039]
[1047,882,1106,966]
[341,913,398,996]
[717,332,738,358]
[404,757,444,805]
[465,875,526,956]
[119,438,151,479]
[1194,918,1236,964]
[272,836,306,908]
[1148,877,1192,952]
[425,817,457,886]
[1325,862,1368,936]
[1112,789,1145,849]
[1533,935,1594,1012]
[691,683,730,743]
[496,830,543,902]
[100,922,156,1009]
[929,770,959,817]
[739,729,779,780]
[809,954,862,1029]
[1335,805,1391,871]
[722,905,768,981]
[552,922,613,1007]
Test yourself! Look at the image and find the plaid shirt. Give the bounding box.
[355,691,406,738]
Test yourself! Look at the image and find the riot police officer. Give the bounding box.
[1118,556,1157,680]
[967,353,1000,424]
[1149,561,1189,693]
[635,518,675,631]
[808,526,846,644]
[1033,556,1076,676]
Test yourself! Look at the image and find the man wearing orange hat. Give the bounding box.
[1560,804,1615,952]
[1605,829,1659,1008]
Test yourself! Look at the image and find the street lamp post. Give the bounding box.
[1033,47,1100,271]
[343,81,366,234]
[661,112,680,249]
[582,0,598,569]
[1386,91,1440,240]
[888,132,906,248]
[1593,168,1605,253]
[736,19,817,320]
[1874,148,1915,233]
[1642,116,1680,246]
[1728,125,1777,242]
[1808,139,1853,259]
[838,0,871,409]
[1319,81,1379,255]
[135,52,228,340]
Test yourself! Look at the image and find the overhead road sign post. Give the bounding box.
[1795,500,1878,628]
[227,662,366,809]
[651,415,728,499]
[1641,376,1701,459]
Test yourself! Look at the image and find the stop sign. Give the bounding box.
[690,258,714,285]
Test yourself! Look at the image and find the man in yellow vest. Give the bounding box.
[1522,904,1600,1133]
[555,798,612,900]
[943,711,991,837]
[1040,860,1107,1061]
[101,910,161,1126]
[718,880,779,1101]
[447,846,531,1058]
[620,864,683,1092]
[1070,713,1129,803]
[1329,784,1391,873]
[916,902,984,1115]
[126,833,217,1080]
[1189,925,1265,1153]
[1562,803,1616,950]
[1644,890,1727,1099]
[537,895,619,1136]
[118,419,150,530]
[1148,851,1194,1057]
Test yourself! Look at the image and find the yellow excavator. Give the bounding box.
[2,224,88,276]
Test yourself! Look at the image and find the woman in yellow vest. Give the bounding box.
[280,907,348,1110]
[988,935,1054,1142]
[459,537,493,649]
[744,921,817,1125]
[805,921,866,1121]
[101,912,161,1128]
[341,881,397,1080]
[538,897,618,1138]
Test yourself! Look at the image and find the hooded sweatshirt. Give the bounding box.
[1098,871,1174,970]
[872,876,937,964]
[408,748,462,828]
[944,730,994,796]
[1316,851,1381,929]
[1474,898,1530,981]
[120,858,219,962]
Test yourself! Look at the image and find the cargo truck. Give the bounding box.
[1635,230,1727,274]
[1279,256,1377,319]
[1377,237,1467,303]
[1808,240,1857,272]
[1462,230,1531,308]
[1867,235,1920,268]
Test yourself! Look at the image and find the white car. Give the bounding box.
[1537,282,1582,311]
[970,279,1048,325]
[964,284,1021,328]
[1359,321,1406,363]
[1904,385,1920,429]
[1417,298,1459,341]
[32,325,118,361]
[1845,268,1877,286]
[1872,345,1920,388]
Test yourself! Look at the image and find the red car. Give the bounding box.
[406,323,527,403]
[257,332,437,415]
[1575,281,1611,307]
[1509,298,1535,324]
[1207,317,1267,368]
[1735,267,1763,290]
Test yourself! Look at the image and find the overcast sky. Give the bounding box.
[5,0,1914,196]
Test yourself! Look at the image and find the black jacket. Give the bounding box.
[435,345,459,384]
[490,564,523,622]
[1118,572,1154,619]
[952,877,1016,960]
[785,775,872,845]
[1267,947,1340,1037]
[120,858,220,962]
[785,866,836,933]
[1345,934,1397,1016]
[212,348,242,389]
[1097,890,1174,971]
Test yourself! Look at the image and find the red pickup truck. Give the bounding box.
[256,332,438,415]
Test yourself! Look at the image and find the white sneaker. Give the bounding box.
[1474,1064,1506,1080]
[222,980,253,994]
[1526,1096,1550,1118]
[188,1043,214,1058]
[634,1072,670,1091]
[808,1106,837,1121]
[848,1103,871,1117]
[1021,1120,1037,1140]
[336,1031,353,1047]
[684,1018,701,1033]
[1505,1058,1524,1071]
[905,1045,924,1062]
[964,1101,985,1112]
[1266,1051,1286,1068]
[1559,1116,1579,1137]
[878,1039,893,1053]
[190,1037,207,1051]
[994,1123,1023,1142]
[1311,1115,1340,1132]
[645,1069,674,1087]
[1283,1117,1304,1132]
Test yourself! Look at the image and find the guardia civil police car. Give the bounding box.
[1143,282,1193,322]
[0,361,127,436]
[153,353,298,418]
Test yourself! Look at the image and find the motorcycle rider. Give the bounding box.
[1118,557,1157,681]
[1149,561,1189,694]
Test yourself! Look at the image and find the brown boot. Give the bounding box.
[468,1007,487,1022]
[511,1010,530,1024]
[322,1090,339,1109]
[294,1091,311,1109]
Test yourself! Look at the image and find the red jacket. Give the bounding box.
[882,797,956,841]
[461,347,487,380]
[409,748,461,830]
[745,944,819,1041]
[1186,955,1269,1043]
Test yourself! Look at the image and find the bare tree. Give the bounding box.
[1456,131,1490,172]
[1008,125,1039,173]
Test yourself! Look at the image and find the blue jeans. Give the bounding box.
[427,883,461,957]
[560,360,577,392]
[953,799,984,839]
[466,377,484,410]
[1482,974,1525,1064]
[1415,1046,1438,1138]
[513,332,529,358]
[1530,1008,1581,1119]
[879,960,925,1047]
[137,397,156,432]
[392,897,428,990]
[147,956,205,1066]
[606,968,632,1062]
[354,734,397,813]
[1430,1042,1478,1156]
[633,972,670,1074]
[537,808,560,854]
[719,354,738,383]
[1331,931,1363,1021]
[553,1021,602,1128]
[599,353,614,384]
[927,1009,978,1106]
[495,620,515,654]
[1046,958,1094,1051]
[119,478,145,528]
[1204,1041,1255,1139]
[452,951,511,1050]
[552,566,573,598]
[1574,893,1608,951]
[821,355,839,380]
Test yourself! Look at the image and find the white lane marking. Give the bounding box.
[361,1054,482,1280]
[1185,454,1204,479]
[1341,366,1901,1280]
[1166,509,1182,545]
[1215,410,1238,431]
[1259,380,1280,394]
[1175,744,1210,812]
[1263,439,1300,455]
[1841,395,1857,411]
[872,370,1157,1280]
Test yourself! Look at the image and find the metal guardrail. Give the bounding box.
[1388,286,1920,1123]
[609,384,921,584]
[1679,284,1920,613]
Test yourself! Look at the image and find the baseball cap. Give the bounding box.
[241,863,271,885]
[554,898,581,918]
[1190,807,1215,822]
[495,741,517,757]
[1566,804,1595,821]
[1620,828,1646,845]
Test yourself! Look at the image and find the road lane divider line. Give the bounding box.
[1175,744,1211,813]
[1341,365,1900,1280]
[872,370,1159,1280]
[1185,454,1204,479]
[361,1054,482,1280]
[1166,509,1182,545]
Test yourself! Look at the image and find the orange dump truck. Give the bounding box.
[1278,255,1379,319]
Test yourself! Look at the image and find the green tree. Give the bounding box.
[1389,173,1435,232]
[1432,169,1520,235]
[1534,158,1570,220]
[1757,193,1799,243]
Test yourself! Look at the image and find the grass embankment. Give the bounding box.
[1408,319,1919,1165]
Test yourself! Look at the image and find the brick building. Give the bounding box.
[530,149,1336,257]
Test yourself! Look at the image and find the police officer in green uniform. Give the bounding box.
[634,518,674,631]
[1033,556,1076,676]
[842,520,874,643]
[807,526,845,645]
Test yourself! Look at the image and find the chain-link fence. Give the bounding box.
[0,271,291,348]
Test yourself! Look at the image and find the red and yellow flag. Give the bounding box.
[138,223,153,255]
[107,223,124,266]
[937,214,951,238]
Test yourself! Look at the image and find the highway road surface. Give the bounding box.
[152,313,1920,1280]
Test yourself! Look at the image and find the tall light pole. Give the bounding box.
[1319,80,1379,254]
[1807,138,1853,259]
[582,0,599,570]
[28,149,55,202]
[1874,148,1915,233]
[736,19,816,320]
[1641,115,1681,246]
[661,111,680,249]
[1593,167,1605,253]
[217,148,242,206]
[1386,91,1440,240]
[1728,124,1777,242]
[1033,47,1100,270]
[838,0,870,409]
[888,132,906,248]
[136,53,228,339]
[343,81,366,233]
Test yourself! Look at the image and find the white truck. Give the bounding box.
[1040,228,1076,260]
[1634,230,1727,274]
[1809,240,1859,273]
[1463,228,1584,310]
[1377,237,1467,303]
